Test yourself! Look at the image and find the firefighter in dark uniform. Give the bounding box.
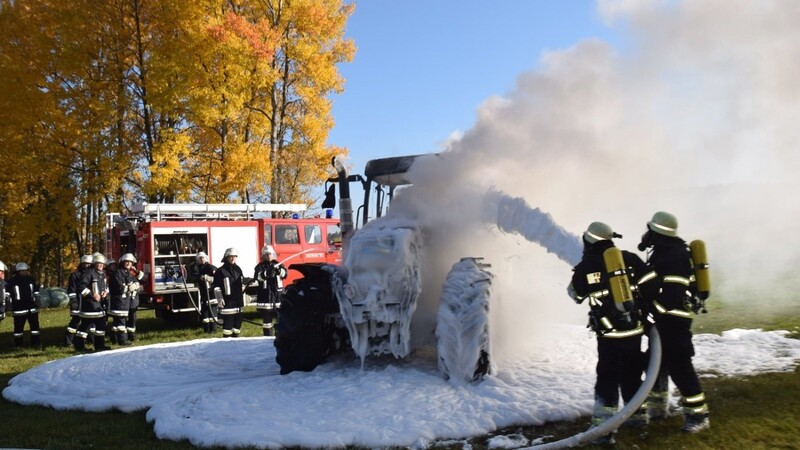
[253,245,287,337]
[104,258,117,341]
[637,211,709,433]
[9,262,41,348]
[126,258,145,342]
[189,251,218,333]
[107,253,138,346]
[567,222,652,445]
[74,253,110,352]
[0,261,8,325]
[213,247,245,337]
[64,255,92,346]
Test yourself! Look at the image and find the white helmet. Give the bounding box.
[92,253,107,265]
[222,247,238,262]
[80,255,93,265]
[583,222,617,244]
[261,245,277,259]
[647,211,679,237]
[0,261,7,272]
[16,262,30,272]
[120,253,137,264]
[196,251,209,264]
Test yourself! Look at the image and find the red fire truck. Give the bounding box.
[105,202,342,321]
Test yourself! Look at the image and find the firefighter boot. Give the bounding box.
[64,331,75,347]
[647,391,669,420]
[94,335,109,352]
[117,330,130,346]
[263,323,275,337]
[73,335,87,352]
[589,401,617,446]
[681,413,710,433]
[128,331,136,342]
[625,405,649,428]
[13,335,24,349]
[109,331,118,345]
[31,333,42,349]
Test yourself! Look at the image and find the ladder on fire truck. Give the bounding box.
[130,202,307,222]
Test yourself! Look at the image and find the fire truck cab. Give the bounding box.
[105,202,342,322]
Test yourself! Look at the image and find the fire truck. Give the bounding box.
[105,202,342,321]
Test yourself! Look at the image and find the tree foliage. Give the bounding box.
[0,0,354,285]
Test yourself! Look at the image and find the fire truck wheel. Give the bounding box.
[435,257,493,383]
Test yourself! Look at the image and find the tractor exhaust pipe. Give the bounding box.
[332,155,354,258]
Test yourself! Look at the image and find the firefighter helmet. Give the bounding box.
[16,262,30,272]
[120,253,137,264]
[648,211,679,237]
[80,255,93,265]
[261,245,277,259]
[196,251,209,263]
[222,248,238,262]
[92,254,107,265]
[583,222,616,244]
[0,261,7,272]
[107,259,117,266]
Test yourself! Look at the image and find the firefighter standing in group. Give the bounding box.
[64,255,92,346]
[190,251,218,333]
[213,248,245,337]
[74,253,110,352]
[8,262,41,348]
[125,257,145,342]
[567,222,653,446]
[107,253,139,346]
[253,245,287,337]
[0,261,8,325]
[637,211,710,433]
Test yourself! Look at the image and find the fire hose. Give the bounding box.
[527,326,662,449]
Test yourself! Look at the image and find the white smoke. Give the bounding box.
[377,1,800,364]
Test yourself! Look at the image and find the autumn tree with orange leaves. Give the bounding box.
[0,0,354,285]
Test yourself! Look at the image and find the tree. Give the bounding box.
[0,0,354,285]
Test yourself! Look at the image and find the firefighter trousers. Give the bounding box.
[595,334,644,407]
[13,313,40,347]
[651,315,703,398]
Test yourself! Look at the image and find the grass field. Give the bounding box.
[0,298,798,450]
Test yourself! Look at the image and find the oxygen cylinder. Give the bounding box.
[602,247,634,312]
[690,240,711,300]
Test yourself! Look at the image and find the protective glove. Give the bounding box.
[130,282,140,293]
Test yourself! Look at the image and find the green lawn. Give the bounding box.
[1,299,798,450]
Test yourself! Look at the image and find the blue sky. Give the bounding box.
[327,1,618,174]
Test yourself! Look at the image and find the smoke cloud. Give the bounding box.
[380,1,800,363]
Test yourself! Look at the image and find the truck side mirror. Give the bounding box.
[321,184,336,209]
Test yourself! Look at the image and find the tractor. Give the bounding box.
[274,154,493,383]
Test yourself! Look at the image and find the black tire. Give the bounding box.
[274,264,342,375]
[436,257,493,383]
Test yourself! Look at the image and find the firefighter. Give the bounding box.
[253,245,287,336]
[8,262,41,348]
[74,253,110,352]
[0,261,8,324]
[126,258,145,342]
[637,211,710,433]
[213,248,245,337]
[189,251,218,333]
[64,255,92,346]
[107,253,138,346]
[567,222,652,445]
